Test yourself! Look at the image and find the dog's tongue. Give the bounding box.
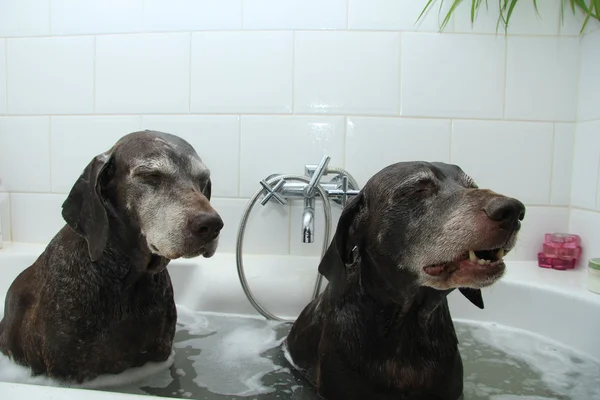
[424,264,445,276]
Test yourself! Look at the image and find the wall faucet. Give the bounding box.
[239,156,361,320]
[257,155,360,245]
[302,156,330,243]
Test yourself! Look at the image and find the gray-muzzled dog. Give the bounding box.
[0,130,223,383]
[284,161,525,400]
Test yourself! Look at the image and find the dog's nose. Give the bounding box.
[190,212,224,239]
[484,197,525,229]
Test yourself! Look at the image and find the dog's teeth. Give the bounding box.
[469,250,478,262]
[478,259,486,266]
[485,260,491,265]
[497,249,505,259]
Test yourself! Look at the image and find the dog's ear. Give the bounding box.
[203,178,212,201]
[318,192,364,299]
[62,152,113,262]
[459,288,484,309]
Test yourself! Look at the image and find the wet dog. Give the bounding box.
[0,130,223,383]
[284,161,525,400]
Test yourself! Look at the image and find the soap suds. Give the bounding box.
[0,349,175,390]
[172,305,286,396]
[457,319,600,400]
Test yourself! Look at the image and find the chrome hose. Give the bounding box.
[235,175,333,321]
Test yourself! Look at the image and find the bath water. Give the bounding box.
[1,306,598,400]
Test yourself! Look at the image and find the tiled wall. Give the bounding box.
[0,0,597,261]
[570,28,600,263]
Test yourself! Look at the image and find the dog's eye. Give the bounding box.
[136,171,164,186]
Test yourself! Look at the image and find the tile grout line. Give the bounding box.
[2,191,578,209]
[397,32,402,116]
[346,0,350,29]
[568,32,586,229]
[502,35,509,119]
[448,119,453,162]
[0,112,584,124]
[291,31,296,113]
[237,116,242,196]
[188,32,192,114]
[0,30,586,39]
[92,36,97,113]
[595,153,600,210]
[3,39,7,115]
[548,123,557,204]
[47,116,52,192]
[342,116,348,169]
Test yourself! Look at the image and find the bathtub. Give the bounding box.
[0,241,599,399]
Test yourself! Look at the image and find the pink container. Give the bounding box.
[538,233,582,270]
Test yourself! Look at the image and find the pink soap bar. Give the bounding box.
[537,252,577,270]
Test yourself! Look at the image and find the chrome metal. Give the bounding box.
[302,197,316,243]
[276,181,360,200]
[235,156,362,321]
[259,179,287,206]
[304,155,330,198]
[236,174,333,321]
[340,175,349,207]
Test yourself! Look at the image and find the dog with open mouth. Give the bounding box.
[284,161,525,400]
[0,130,223,383]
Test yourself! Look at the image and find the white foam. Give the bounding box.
[172,305,286,397]
[458,320,600,400]
[0,349,175,390]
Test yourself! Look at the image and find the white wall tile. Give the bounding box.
[7,37,94,115]
[141,115,240,197]
[51,0,143,35]
[455,0,563,35]
[10,193,66,243]
[95,33,190,114]
[143,0,242,31]
[451,120,554,205]
[294,32,400,115]
[346,117,451,186]
[452,0,503,34]
[289,201,342,257]
[551,123,575,206]
[209,197,290,255]
[191,32,293,114]
[571,120,600,210]
[559,5,600,35]
[0,0,50,37]
[401,34,505,119]
[349,0,452,32]
[207,198,243,254]
[578,30,600,122]
[50,116,141,194]
[239,116,345,197]
[569,209,600,263]
[241,199,291,255]
[244,0,347,30]
[0,40,6,114]
[0,117,50,192]
[0,193,11,241]
[506,206,569,262]
[505,36,578,122]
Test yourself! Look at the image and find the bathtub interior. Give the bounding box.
[0,243,599,400]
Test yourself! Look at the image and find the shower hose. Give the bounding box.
[235,169,359,322]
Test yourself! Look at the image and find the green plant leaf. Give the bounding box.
[440,0,463,32]
[417,0,437,23]
[420,0,599,34]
